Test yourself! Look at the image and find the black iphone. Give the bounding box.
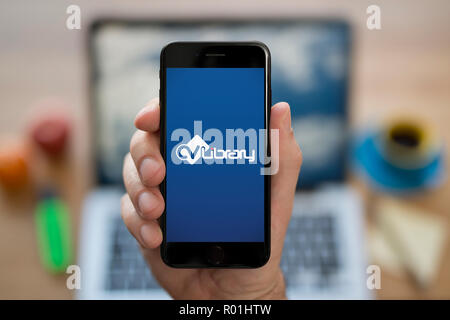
[159,42,271,268]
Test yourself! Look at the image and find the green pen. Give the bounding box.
[34,190,73,273]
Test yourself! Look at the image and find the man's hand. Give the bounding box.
[121,98,302,299]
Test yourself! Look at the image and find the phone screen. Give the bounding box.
[165,67,265,242]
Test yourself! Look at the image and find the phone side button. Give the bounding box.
[207,245,224,265]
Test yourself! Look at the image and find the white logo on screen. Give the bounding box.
[175,135,255,165]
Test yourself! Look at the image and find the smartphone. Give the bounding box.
[160,42,271,268]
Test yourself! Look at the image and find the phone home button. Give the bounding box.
[207,246,224,265]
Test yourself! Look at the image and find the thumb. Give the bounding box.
[269,102,302,261]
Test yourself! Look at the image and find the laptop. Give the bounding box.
[78,19,370,300]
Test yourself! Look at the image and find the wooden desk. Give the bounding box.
[0,0,449,299]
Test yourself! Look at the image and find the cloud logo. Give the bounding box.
[175,135,210,164]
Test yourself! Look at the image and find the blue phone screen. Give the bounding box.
[166,67,265,242]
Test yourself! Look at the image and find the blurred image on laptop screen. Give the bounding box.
[90,20,350,188]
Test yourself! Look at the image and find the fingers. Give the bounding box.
[270,102,302,196]
[130,130,165,187]
[121,98,166,251]
[135,98,160,132]
[269,102,302,259]
[123,153,165,221]
[121,193,163,249]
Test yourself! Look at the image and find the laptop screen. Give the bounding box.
[89,20,351,188]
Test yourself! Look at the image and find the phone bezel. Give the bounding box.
[160,42,271,268]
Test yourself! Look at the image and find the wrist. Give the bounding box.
[257,269,287,300]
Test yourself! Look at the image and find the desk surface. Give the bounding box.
[0,0,449,299]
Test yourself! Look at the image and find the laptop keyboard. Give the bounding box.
[105,214,340,291]
[281,215,340,289]
[105,217,159,290]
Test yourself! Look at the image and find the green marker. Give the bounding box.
[35,191,72,273]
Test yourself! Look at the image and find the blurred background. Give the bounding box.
[0,0,449,299]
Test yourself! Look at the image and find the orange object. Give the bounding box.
[0,142,30,190]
